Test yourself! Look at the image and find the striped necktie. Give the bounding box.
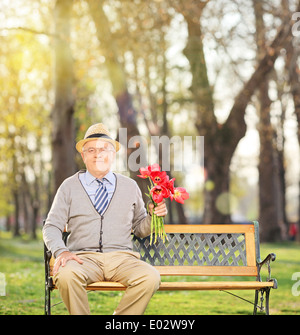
[94,179,109,215]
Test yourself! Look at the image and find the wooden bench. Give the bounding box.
[44,221,277,315]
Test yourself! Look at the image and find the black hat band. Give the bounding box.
[86,133,113,140]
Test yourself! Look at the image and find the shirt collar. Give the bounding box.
[85,170,115,186]
[102,170,115,185]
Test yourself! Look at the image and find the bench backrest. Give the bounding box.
[132,222,259,277]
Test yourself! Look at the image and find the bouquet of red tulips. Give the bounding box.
[138,164,189,244]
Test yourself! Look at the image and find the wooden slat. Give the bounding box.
[245,231,256,267]
[50,265,257,277]
[154,266,257,277]
[49,257,54,276]
[163,224,254,234]
[87,282,126,291]
[86,281,275,291]
[158,281,275,291]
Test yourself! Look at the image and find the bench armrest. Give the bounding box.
[257,253,276,266]
[256,253,277,287]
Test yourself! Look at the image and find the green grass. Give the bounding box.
[0,230,299,315]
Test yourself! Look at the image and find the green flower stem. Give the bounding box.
[154,212,158,244]
[150,213,154,245]
[145,177,168,245]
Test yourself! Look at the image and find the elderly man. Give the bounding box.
[43,123,167,315]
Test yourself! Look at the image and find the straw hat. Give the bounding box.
[76,123,120,153]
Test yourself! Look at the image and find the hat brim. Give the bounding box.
[76,137,120,153]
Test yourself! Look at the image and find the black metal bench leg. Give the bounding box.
[253,290,259,315]
[265,288,270,315]
[45,284,51,315]
[253,288,271,315]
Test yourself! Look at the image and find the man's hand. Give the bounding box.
[53,251,83,276]
[148,200,168,217]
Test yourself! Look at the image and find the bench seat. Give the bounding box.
[86,280,276,291]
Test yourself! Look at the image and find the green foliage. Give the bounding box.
[0,25,52,224]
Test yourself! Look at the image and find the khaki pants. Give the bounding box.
[53,250,161,315]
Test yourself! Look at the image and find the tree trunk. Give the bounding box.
[257,82,284,241]
[254,0,284,242]
[286,32,300,236]
[275,84,289,234]
[12,139,20,236]
[181,8,230,224]
[52,0,76,194]
[13,190,20,237]
[179,1,298,224]
[86,0,148,200]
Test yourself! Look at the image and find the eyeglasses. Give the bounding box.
[83,147,115,155]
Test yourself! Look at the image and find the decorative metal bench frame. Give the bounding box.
[44,221,277,315]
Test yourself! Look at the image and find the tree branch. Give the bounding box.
[224,4,299,144]
[0,26,59,39]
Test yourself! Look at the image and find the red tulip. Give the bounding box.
[173,187,189,204]
[150,185,170,203]
[137,163,160,179]
[164,176,175,198]
[150,170,167,185]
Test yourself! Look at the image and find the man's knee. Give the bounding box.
[54,261,86,289]
[143,267,161,292]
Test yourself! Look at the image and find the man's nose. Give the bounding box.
[94,148,105,155]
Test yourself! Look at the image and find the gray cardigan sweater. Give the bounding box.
[43,171,151,258]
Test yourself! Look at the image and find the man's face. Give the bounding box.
[81,139,116,177]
